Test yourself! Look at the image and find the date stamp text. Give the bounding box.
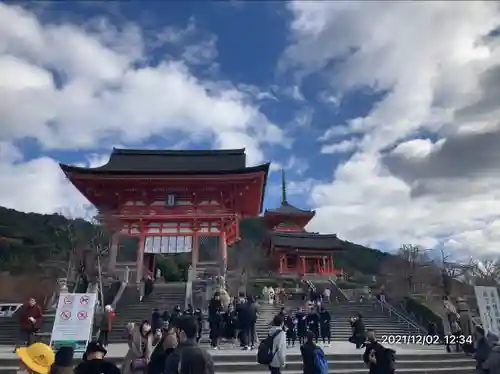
[381,335,440,345]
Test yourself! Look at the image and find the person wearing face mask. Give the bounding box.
[148,323,178,374]
[164,316,214,374]
[75,341,120,374]
[208,293,223,349]
[15,342,55,374]
[122,320,157,374]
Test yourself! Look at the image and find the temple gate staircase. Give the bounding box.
[107,283,186,343]
[324,300,424,340]
[255,302,282,340]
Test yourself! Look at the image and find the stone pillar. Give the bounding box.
[108,232,120,273]
[58,278,68,293]
[301,256,306,274]
[220,232,227,274]
[191,233,199,270]
[279,255,283,273]
[136,235,145,285]
[123,266,130,283]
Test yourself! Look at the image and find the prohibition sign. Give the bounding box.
[60,311,71,320]
[80,296,89,305]
[63,296,73,305]
[77,311,87,320]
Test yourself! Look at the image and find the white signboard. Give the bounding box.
[144,236,193,254]
[50,293,97,353]
[474,286,500,334]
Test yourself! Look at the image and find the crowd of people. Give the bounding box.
[15,288,500,374]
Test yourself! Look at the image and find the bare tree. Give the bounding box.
[468,258,500,285]
[396,244,432,293]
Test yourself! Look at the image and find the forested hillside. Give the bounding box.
[0,206,391,278]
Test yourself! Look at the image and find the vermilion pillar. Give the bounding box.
[108,232,120,273]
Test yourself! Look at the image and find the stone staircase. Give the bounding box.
[325,300,423,340]
[0,314,55,346]
[107,283,186,343]
[0,347,476,373]
[255,302,281,339]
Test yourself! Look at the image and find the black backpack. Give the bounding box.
[257,330,282,365]
[381,348,396,372]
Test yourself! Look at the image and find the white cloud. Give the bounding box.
[284,1,500,257]
[0,3,289,215]
[321,139,358,154]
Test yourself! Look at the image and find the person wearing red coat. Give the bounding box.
[17,297,43,348]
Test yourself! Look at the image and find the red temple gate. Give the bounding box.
[60,148,269,284]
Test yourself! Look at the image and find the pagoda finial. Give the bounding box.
[281,168,288,204]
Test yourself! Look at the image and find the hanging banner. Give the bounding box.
[50,293,97,354]
[143,236,193,254]
[474,286,500,334]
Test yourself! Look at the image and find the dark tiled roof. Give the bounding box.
[270,232,343,250]
[265,202,314,216]
[60,148,270,175]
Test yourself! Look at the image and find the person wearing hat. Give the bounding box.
[15,342,55,374]
[49,346,74,374]
[74,342,120,374]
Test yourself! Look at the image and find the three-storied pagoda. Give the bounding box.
[60,148,269,284]
[264,170,343,276]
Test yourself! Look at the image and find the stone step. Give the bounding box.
[0,350,475,374]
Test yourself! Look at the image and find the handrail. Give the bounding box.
[304,279,316,292]
[373,297,426,333]
[328,279,349,301]
[472,316,482,328]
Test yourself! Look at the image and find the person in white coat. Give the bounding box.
[268,315,286,374]
[268,287,275,305]
[262,286,269,300]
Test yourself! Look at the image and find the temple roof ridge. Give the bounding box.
[59,147,270,175]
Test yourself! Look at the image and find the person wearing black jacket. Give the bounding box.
[284,314,297,348]
[300,331,324,374]
[162,309,170,329]
[362,331,394,374]
[296,308,308,345]
[350,313,366,349]
[208,293,223,349]
[184,304,194,316]
[76,341,120,374]
[147,324,178,374]
[319,307,331,346]
[164,316,215,374]
[152,308,162,332]
[236,295,252,350]
[170,306,182,325]
[223,305,238,341]
[194,308,203,343]
[306,309,320,343]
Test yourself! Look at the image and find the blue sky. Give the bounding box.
[2,1,500,258]
[13,1,364,211]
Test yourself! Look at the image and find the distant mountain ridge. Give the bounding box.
[0,206,392,277]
